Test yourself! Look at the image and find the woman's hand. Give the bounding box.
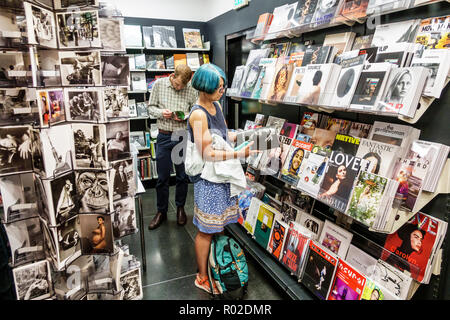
[236,141,259,158]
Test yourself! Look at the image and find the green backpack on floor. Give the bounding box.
[207,234,248,300]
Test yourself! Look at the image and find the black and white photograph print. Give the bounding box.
[0,126,34,176]
[40,125,73,178]
[57,214,82,266]
[0,89,40,126]
[152,25,177,48]
[72,123,107,169]
[4,217,45,266]
[79,213,114,254]
[136,102,148,118]
[103,87,129,119]
[56,10,101,49]
[53,0,99,9]
[111,159,135,200]
[76,170,112,214]
[12,260,52,300]
[99,17,125,52]
[106,120,130,162]
[24,1,57,48]
[101,55,129,86]
[0,173,37,223]
[120,268,143,300]
[50,171,78,225]
[59,50,101,86]
[0,52,27,88]
[65,88,103,122]
[112,197,136,238]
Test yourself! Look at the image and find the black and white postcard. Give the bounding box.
[0,126,34,176]
[0,89,39,126]
[24,1,57,48]
[5,217,45,266]
[53,0,98,9]
[120,268,143,300]
[111,159,135,200]
[79,213,114,254]
[56,10,101,49]
[101,55,129,86]
[49,171,78,225]
[99,17,125,52]
[12,260,52,300]
[0,173,37,223]
[103,87,129,119]
[72,123,107,169]
[113,197,137,238]
[75,170,112,214]
[56,214,82,267]
[106,120,130,162]
[39,125,73,178]
[65,88,103,122]
[59,50,102,86]
[0,52,28,88]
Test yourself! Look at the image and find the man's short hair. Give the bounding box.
[174,64,193,85]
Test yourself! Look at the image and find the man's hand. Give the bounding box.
[162,109,173,119]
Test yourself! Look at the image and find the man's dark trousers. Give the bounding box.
[155,131,188,214]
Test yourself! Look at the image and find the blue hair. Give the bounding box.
[191,63,227,94]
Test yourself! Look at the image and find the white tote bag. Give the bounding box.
[185,139,205,177]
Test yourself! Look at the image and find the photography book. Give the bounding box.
[182,28,203,49]
[142,26,154,48]
[267,218,289,261]
[266,56,294,102]
[411,48,450,98]
[152,25,177,48]
[301,241,338,300]
[328,258,366,300]
[371,19,421,47]
[376,66,429,118]
[296,64,337,106]
[349,62,393,112]
[267,4,294,37]
[146,54,165,70]
[123,24,143,48]
[318,151,363,213]
[280,221,311,275]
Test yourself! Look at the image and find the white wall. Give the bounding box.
[103,0,234,22]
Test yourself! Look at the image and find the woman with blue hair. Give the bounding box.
[188,63,257,293]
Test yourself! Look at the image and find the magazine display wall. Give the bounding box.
[0,0,143,300]
[224,0,450,300]
[123,18,210,181]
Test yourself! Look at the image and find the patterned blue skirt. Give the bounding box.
[193,178,239,234]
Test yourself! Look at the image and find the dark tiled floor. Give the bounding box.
[123,184,288,300]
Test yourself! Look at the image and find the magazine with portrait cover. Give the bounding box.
[351,34,374,50]
[370,259,413,300]
[99,18,125,52]
[182,28,203,49]
[331,133,360,156]
[345,244,378,277]
[371,19,421,47]
[280,221,312,275]
[0,125,35,176]
[347,170,398,228]
[237,179,266,225]
[65,88,103,122]
[23,1,57,48]
[72,123,108,170]
[355,138,402,177]
[56,10,101,49]
[300,240,338,300]
[318,219,353,258]
[297,151,329,197]
[251,58,277,100]
[267,218,289,261]
[367,121,421,156]
[152,25,177,48]
[293,0,320,26]
[284,66,306,103]
[411,48,450,98]
[0,88,40,127]
[347,121,372,139]
[59,50,102,86]
[12,259,52,300]
[123,24,142,48]
[376,66,429,117]
[265,56,294,102]
[279,139,313,186]
[239,64,262,98]
[310,128,336,156]
[299,111,322,136]
[228,65,246,97]
[318,151,363,212]
[297,211,324,241]
[320,116,352,135]
[328,258,366,300]
[312,0,342,25]
[4,216,45,266]
[415,15,450,50]
[280,184,313,213]
[349,62,393,112]
[332,54,366,109]
[254,202,281,250]
[381,211,447,284]
[278,123,299,176]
